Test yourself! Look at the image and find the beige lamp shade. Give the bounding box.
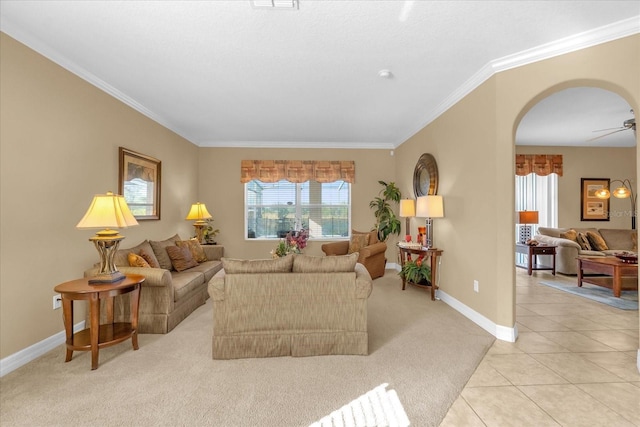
[186,202,212,224]
[76,191,138,233]
[517,211,539,224]
[399,199,416,217]
[416,195,444,218]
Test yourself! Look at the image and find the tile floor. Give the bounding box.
[440,268,640,427]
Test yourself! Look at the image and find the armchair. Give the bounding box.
[321,230,387,279]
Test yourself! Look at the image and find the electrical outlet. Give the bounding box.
[473,280,479,293]
[52,294,62,310]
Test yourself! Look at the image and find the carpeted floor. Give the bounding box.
[539,276,638,310]
[0,271,494,427]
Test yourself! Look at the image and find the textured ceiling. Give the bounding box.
[1,1,639,148]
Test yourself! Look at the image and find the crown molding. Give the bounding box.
[198,140,395,149]
[394,16,640,148]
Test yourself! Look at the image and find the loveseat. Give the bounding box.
[321,229,387,279]
[84,234,223,333]
[208,253,372,359]
[534,227,637,275]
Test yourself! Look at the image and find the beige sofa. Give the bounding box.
[534,227,637,275]
[85,234,223,333]
[208,253,372,359]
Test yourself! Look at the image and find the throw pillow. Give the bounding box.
[559,229,578,243]
[139,248,161,268]
[586,231,608,251]
[114,240,156,267]
[165,245,198,272]
[353,229,378,245]
[128,252,150,268]
[222,255,294,274]
[348,233,369,254]
[576,232,592,251]
[150,234,182,270]
[177,238,207,263]
[292,253,358,273]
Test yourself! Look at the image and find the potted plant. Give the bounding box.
[369,180,402,242]
[399,254,431,285]
[202,218,220,245]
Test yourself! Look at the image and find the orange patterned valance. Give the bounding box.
[515,155,563,177]
[240,160,355,184]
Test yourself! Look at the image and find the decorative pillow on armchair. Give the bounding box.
[348,234,369,254]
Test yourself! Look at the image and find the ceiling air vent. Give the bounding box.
[251,0,299,10]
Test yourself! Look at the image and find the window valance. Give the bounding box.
[515,155,563,177]
[240,160,355,184]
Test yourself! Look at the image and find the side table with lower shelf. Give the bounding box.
[54,274,145,370]
[398,245,443,300]
[515,243,556,275]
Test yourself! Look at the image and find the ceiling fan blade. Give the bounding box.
[586,127,629,142]
[591,126,623,133]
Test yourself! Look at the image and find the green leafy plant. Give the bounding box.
[369,180,402,242]
[202,218,220,244]
[399,255,431,284]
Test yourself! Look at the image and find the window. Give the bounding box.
[515,173,558,240]
[246,179,350,239]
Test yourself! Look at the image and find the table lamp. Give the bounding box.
[76,191,139,284]
[517,210,539,244]
[416,195,444,249]
[399,199,416,241]
[186,202,212,244]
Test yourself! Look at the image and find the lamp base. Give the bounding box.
[518,225,532,244]
[88,271,126,284]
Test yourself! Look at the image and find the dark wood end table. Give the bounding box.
[515,243,556,275]
[54,274,145,370]
[398,245,443,300]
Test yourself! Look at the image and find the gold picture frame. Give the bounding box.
[580,178,609,221]
[119,147,161,220]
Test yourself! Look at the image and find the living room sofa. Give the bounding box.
[208,253,372,359]
[534,227,637,275]
[85,234,223,333]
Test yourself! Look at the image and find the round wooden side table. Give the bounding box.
[54,274,145,370]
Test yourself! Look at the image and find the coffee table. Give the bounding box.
[576,256,638,298]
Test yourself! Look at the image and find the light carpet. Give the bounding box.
[0,271,494,427]
[539,277,638,310]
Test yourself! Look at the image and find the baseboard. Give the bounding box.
[438,290,518,342]
[0,321,85,378]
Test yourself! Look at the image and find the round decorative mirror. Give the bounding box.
[413,153,438,197]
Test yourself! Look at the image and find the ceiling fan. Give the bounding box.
[587,109,636,142]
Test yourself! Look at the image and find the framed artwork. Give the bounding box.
[580,178,609,221]
[119,147,161,220]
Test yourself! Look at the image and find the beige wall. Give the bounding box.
[1,30,638,361]
[516,146,637,229]
[197,148,398,260]
[0,34,200,358]
[397,34,639,329]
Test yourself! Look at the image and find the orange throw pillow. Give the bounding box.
[128,252,151,268]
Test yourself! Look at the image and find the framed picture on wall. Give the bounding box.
[580,178,609,221]
[119,147,161,220]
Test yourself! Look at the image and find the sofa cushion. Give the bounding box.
[586,230,608,251]
[597,229,636,252]
[576,232,592,250]
[177,238,207,263]
[166,245,199,272]
[139,248,161,268]
[128,252,150,268]
[150,234,181,270]
[559,229,578,243]
[222,255,294,274]
[171,270,205,302]
[348,233,369,254]
[293,253,358,273]
[114,240,156,267]
[188,259,223,282]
